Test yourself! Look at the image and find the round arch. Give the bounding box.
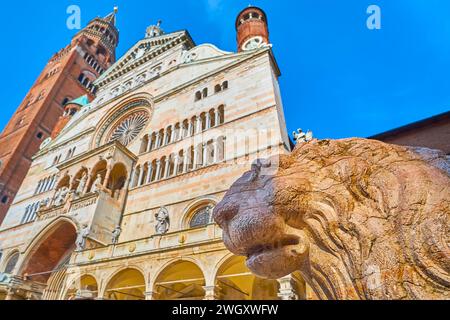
[71,167,89,191]
[91,93,154,149]
[106,162,128,199]
[180,197,219,229]
[64,274,99,300]
[18,218,78,284]
[103,268,146,300]
[214,255,280,300]
[56,173,71,190]
[87,160,108,192]
[1,250,20,274]
[153,260,206,300]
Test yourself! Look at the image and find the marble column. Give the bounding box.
[103,166,112,189]
[129,167,137,188]
[215,110,220,127]
[35,181,42,194]
[203,286,221,300]
[147,134,153,152]
[213,140,220,163]
[187,121,193,137]
[170,125,176,143]
[83,175,92,194]
[146,162,154,184]
[193,146,200,169]
[173,155,180,176]
[277,275,299,300]
[202,143,208,167]
[155,160,162,181]
[137,165,144,186]
[155,133,161,149]
[205,113,211,130]
[145,291,159,301]
[196,117,203,133]
[164,157,171,178]
[163,130,169,147]
[183,150,189,173]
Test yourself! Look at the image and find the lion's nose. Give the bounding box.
[213,199,239,228]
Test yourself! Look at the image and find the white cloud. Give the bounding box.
[205,0,223,12]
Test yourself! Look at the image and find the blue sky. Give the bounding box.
[1,0,449,139]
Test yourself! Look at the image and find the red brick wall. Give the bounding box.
[0,41,108,223]
[236,7,269,52]
[376,120,450,154]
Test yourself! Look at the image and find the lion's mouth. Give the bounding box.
[246,234,300,258]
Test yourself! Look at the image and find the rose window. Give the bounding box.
[109,112,149,146]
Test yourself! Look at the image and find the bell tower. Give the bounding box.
[236,6,270,52]
[0,10,119,224]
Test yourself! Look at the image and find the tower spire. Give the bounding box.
[103,7,118,26]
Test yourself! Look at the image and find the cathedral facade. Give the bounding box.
[0,7,310,300]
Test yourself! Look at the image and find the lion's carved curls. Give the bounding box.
[214,139,450,300]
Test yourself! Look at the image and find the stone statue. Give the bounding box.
[213,138,450,300]
[206,205,214,223]
[55,187,69,206]
[293,129,313,144]
[112,226,122,245]
[155,207,170,235]
[146,20,164,38]
[76,173,88,196]
[91,174,103,193]
[75,225,90,252]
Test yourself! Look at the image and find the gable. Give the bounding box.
[96,30,195,87]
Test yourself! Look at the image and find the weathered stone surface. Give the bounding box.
[214,138,450,300]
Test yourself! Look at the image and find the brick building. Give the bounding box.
[0,7,306,300]
[0,11,119,224]
[370,111,450,154]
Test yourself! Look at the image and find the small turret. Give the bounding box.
[51,96,89,139]
[236,6,270,52]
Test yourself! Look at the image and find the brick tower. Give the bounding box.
[0,10,119,223]
[236,6,270,52]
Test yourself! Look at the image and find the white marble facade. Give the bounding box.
[0,25,299,300]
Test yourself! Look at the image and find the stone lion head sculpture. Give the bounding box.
[214,139,449,300]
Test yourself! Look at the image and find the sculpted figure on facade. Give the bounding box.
[76,173,88,196]
[293,129,313,144]
[146,20,163,38]
[54,187,69,206]
[91,174,103,194]
[111,226,122,245]
[75,225,90,252]
[155,207,170,235]
[214,138,450,300]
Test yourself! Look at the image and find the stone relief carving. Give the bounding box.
[155,207,170,235]
[213,138,450,300]
[184,52,198,63]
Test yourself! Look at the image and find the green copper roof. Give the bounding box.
[67,95,89,107]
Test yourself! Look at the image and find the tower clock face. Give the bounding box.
[242,36,264,51]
